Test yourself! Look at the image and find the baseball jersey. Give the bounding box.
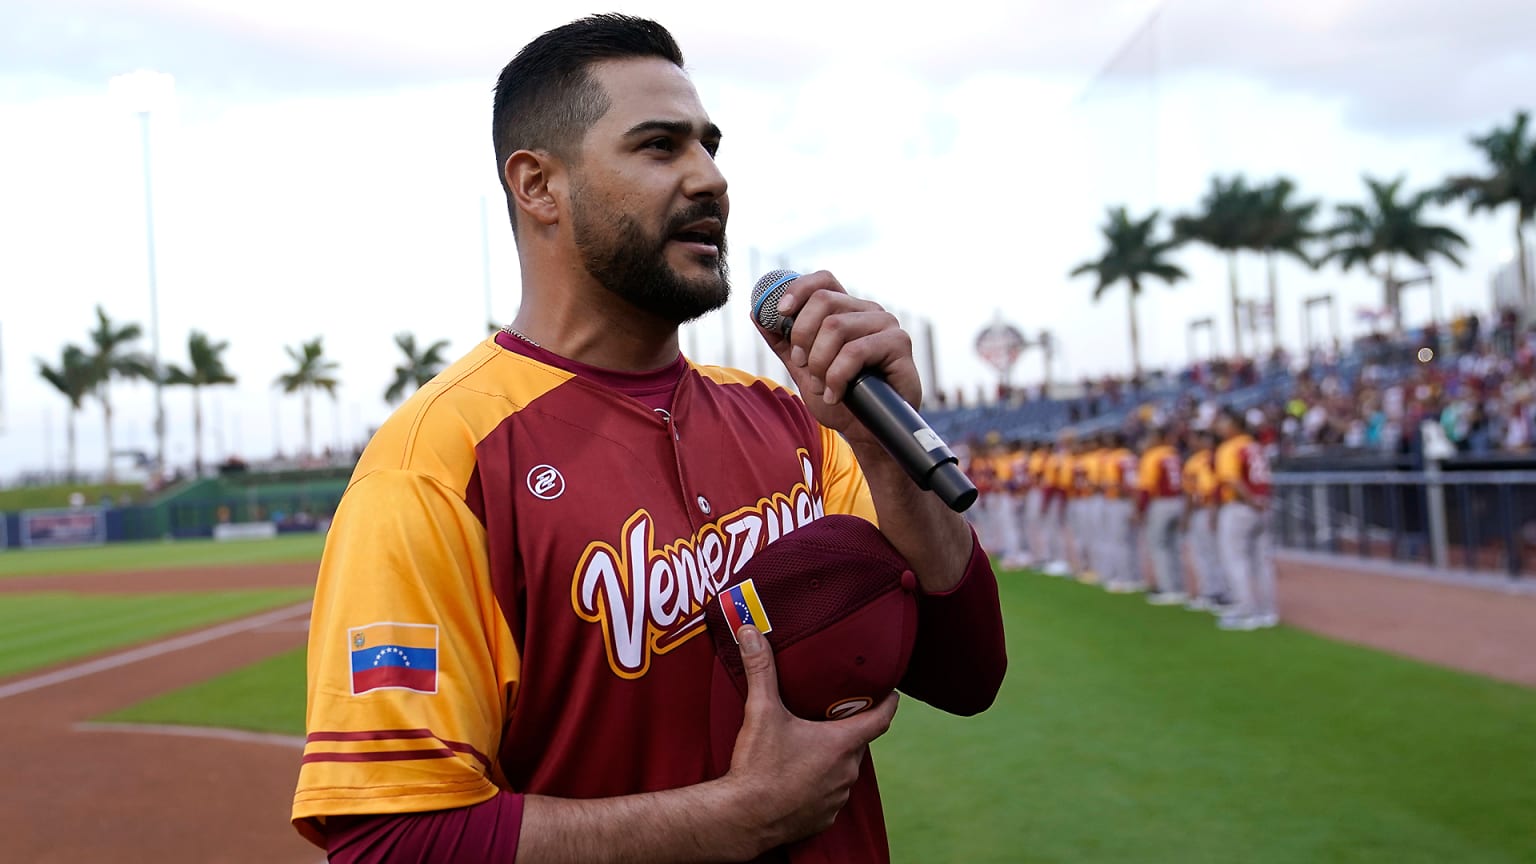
[1138,445,1182,500]
[1182,450,1215,508]
[1214,434,1272,504]
[1006,449,1030,494]
[1027,449,1048,487]
[293,334,1005,861]
[1099,448,1135,499]
[1044,450,1072,500]
[968,451,999,495]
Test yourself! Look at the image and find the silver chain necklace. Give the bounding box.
[500,325,541,348]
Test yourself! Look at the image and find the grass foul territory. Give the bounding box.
[102,646,308,737]
[0,533,326,578]
[0,589,313,679]
[874,569,1536,864]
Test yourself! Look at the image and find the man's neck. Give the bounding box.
[510,264,684,372]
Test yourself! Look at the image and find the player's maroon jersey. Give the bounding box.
[293,334,1007,862]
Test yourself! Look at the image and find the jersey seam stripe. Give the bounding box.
[302,748,461,764]
[306,730,492,769]
[397,342,521,474]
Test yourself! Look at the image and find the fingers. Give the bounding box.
[737,626,784,715]
[837,691,899,745]
[773,273,920,408]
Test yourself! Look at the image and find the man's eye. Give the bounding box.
[704,141,720,158]
[644,137,675,151]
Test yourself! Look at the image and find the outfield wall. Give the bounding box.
[0,472,347,549]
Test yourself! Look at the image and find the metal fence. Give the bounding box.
[1271,469,1536,578]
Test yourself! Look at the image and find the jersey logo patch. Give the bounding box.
[527,464,566,500]
[720,579,773,641]
[348,622,438,695]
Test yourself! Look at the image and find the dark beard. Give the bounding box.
[573,196,731,325]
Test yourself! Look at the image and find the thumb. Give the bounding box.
[737,625,783,714]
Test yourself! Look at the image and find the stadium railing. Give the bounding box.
[1271,468,1536,578]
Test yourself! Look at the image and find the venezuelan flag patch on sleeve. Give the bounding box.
[348,622,439,695]
[719,579,772,642]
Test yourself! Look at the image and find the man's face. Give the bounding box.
[567,58,730,325]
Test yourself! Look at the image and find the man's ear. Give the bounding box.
[504,150,562,230]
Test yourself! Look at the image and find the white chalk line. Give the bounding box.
[73,721,306,749]
[0,601,313,701]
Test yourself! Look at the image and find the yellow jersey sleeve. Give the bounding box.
[819,425,878,524]
[293,468,518,828]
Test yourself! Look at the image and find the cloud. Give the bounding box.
[1150,0,1536,134]
[8,0,1531,137]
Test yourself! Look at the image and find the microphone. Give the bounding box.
[751,270,978,513]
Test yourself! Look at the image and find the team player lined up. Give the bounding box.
[964,405,1277,631]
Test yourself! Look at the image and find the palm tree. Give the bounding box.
[84,306,154,482]
[37,344,95,481]
[384,333,451,404]
[1174,175,1264,358]
[275,337,340,459]
[163,331,237,476]
[1441,109,1536,312]
[1252,177,1322,353]
[1071,207,1188,377]
[1326,175,1468,334]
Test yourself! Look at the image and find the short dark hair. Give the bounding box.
[492,14,685,232]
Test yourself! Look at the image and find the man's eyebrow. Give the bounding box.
[624,119,724,141]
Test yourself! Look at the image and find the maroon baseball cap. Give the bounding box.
[704,514,919,724]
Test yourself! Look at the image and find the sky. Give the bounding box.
[2,0,1534,482]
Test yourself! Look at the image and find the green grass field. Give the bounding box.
[0,589,313,679]
[102,646,308,736]
[0,533,326,578]
[97,569,1536,863]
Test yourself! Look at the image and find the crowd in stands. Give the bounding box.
[930,309,1536,467]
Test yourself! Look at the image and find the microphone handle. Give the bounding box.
[843,371,979,513]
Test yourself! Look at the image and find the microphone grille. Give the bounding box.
[750,269,801,331]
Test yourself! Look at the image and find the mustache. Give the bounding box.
[665,200,727,239]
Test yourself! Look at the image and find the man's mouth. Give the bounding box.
[670,218,723,254]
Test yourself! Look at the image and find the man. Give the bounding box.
[291,15,1007,863]
[1096,432,1138,593]
[1023,438,1050,568]
[1181,429,1226,612]
[1068,434,1100,583]
[1213,408,1278,630]
[1136,426,1185,605]
[1040,428,1077,576]
[1002,437,1035,569]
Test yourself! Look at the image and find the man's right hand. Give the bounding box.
[717,625,899,858]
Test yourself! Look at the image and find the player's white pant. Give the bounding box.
[1099,498,1136,587]
[1218,502,1277,619]
[1045,495,1071,568]
[1024,488,1045,561]
[1186,507,1226,601]
[1068,497,1095,574]
[983,492,1023,562]
[1144,497,1186,595]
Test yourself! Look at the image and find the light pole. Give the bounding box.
[110,70,175,474]
[137,108,166,473]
